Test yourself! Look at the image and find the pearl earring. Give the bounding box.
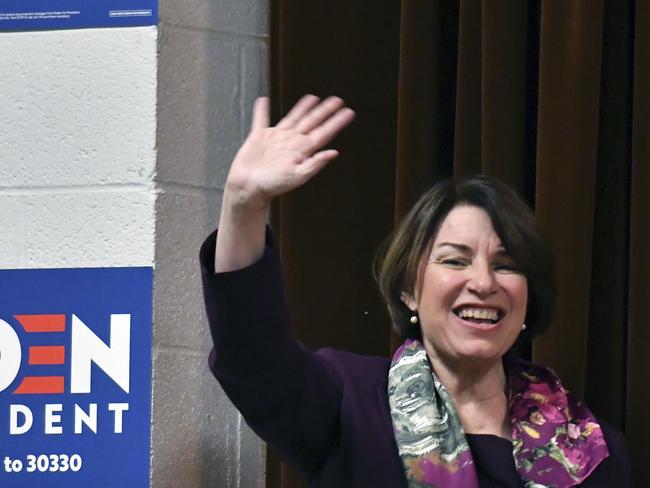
[410,314,418,324]
[521,323,527,330]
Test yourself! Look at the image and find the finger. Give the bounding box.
[308,107,355,148]
[251,97,270,130]
[294,149,340,183]
[276,94,320,130]
[293,96,345,134]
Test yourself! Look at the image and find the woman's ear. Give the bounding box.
[400,291,417,312]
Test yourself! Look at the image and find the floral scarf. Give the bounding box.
[388,340,609,488]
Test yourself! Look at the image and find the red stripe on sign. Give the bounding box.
[14,314,66,332]
[28,346,65,365]
[14,376,65,394]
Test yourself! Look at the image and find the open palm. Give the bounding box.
[226,95,355,209]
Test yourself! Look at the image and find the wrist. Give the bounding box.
[222,183,269,218]
[216,184,268,273]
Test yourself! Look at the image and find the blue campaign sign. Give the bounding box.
[0,0,157,31]
[0,267,153,488]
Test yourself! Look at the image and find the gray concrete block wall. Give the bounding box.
[153,0,269,486]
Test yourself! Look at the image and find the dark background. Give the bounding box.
[269,1,648,486]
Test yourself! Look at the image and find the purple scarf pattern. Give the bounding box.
[388,340,609,488]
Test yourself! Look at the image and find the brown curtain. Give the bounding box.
[268,1,648,486]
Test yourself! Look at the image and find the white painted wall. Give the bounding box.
[0,27,157,269]
[0,0,269,485]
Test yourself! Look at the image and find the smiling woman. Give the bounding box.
[373,178,618,484]
[404,206,529,361]
[202,97,633,487]
[375,176,555,347]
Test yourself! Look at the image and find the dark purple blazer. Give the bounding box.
[201,230,633,487]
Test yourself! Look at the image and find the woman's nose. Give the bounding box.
[467,262,497,297]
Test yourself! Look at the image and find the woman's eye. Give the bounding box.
[493,262,519,273]
[441,259,467,268]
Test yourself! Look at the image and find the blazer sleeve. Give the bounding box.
[200,228,343,477]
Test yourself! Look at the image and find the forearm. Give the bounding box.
[214,187,268,273]
[201,228,343,475]
[202,227,293,375]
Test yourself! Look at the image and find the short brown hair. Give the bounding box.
[373,175,556,342]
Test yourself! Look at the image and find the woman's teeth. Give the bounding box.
[455,307,500,323]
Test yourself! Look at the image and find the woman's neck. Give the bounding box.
[424,346,511,439]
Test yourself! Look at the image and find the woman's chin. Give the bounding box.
[453,344,504,362]
[446,336,512,362]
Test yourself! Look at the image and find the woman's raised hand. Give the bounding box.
[215,95,355,272]
[224,95,355,211]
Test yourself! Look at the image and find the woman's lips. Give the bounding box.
[451,311,503,331]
